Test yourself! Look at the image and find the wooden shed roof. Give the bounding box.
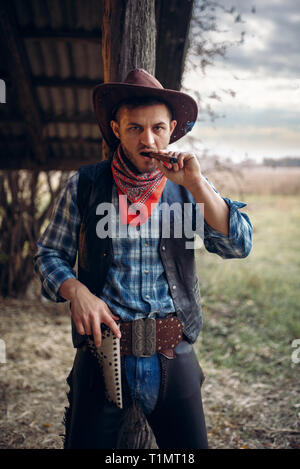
[0,0,194,170]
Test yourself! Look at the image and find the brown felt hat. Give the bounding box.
[93,69,198,148]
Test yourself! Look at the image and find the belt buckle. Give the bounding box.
[132,318,156,357]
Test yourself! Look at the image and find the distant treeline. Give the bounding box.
[263,157,300,167]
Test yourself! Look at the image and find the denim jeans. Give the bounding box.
[124,353,161,415]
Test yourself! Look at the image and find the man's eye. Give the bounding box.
[154,126,164,131]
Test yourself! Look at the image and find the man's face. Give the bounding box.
[110,104,177,174]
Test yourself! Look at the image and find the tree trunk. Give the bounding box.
[101,0,156,160]
[101,0,124,160]
[101,0,158,449]
[119,0,156,77]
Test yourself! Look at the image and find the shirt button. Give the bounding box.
[162,246,166,251]
[144,242,149,247]
[172,285,177,290]
[144,270,149,274]
[145,295,150,299]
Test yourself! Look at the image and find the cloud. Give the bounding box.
[182,0,300,161]
[216,0,300,78]
[187,123,300,162]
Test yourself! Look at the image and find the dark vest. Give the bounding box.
[71,159,203,347]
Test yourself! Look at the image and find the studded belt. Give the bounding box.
[86,316,184,410]
[119,316,183,359]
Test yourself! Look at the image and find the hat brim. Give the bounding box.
[93,82,198,148]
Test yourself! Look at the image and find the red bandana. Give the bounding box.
[111,145,166,225]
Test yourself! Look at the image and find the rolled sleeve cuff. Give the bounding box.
[204,198,252,258]
[41,268,77,303]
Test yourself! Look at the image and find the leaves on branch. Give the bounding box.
[183,0,248,121]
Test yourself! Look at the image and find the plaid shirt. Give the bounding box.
[99,184,176,320]
[34,171,252,307]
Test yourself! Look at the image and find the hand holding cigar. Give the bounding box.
[141,150,203,192]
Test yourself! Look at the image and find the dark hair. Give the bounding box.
[112,97,174,123]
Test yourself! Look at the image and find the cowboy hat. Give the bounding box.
[93,68,198,148]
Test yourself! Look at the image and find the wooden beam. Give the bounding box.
[0,114,97,125]
[120,0,156,77]
[102,0,124,83]
[33,77,103,89]
[47,137,101,145]
[0,135,101,145]
[101,0,124,160]
[44,113,97,124]
[0,1,46,164]
[0,153,102,170]
[21,28,101,44]
[155,0,194,90]
[0,135,102,170]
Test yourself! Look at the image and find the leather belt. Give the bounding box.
[86,315,184,409]
[119,316,183,359]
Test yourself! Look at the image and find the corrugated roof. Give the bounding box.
[0,0,194,170]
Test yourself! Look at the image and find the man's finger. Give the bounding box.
[156,160,172,172]
[91,315,102,348]
[177,153,184,169]
[104,314,121,339]
[81,316,92,336]
[74,317,85,336]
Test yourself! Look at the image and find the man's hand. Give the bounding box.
[59,278,121,348]
[155,150,230,236]
[154,151,202,192]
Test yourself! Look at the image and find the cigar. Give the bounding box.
[140,151,178,164]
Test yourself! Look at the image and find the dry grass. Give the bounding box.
[0,293,73,449]
[203,165,300,197]
[201,360,300,449]
[0,282,299,449]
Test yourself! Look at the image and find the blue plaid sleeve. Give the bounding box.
[34,172,81,302]
[204,198,252,259]
[201,178,253,259]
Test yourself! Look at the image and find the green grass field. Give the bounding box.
[195,194,300,382]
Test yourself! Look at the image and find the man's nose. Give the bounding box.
[140,128,155,146]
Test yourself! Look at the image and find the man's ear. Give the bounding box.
[170,120,177,136]
[110,120,120,139]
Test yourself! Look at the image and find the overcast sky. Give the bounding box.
[180,0,300,163]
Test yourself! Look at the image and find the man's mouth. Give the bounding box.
[140,151,178,165]
[140,151,155,160]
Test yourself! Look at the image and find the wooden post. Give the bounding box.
[102,0,123,83]
[119,0,156,77]
[101,0,123,160]
[101,0,156,161]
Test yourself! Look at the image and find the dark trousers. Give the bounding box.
[63,340,208,449]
